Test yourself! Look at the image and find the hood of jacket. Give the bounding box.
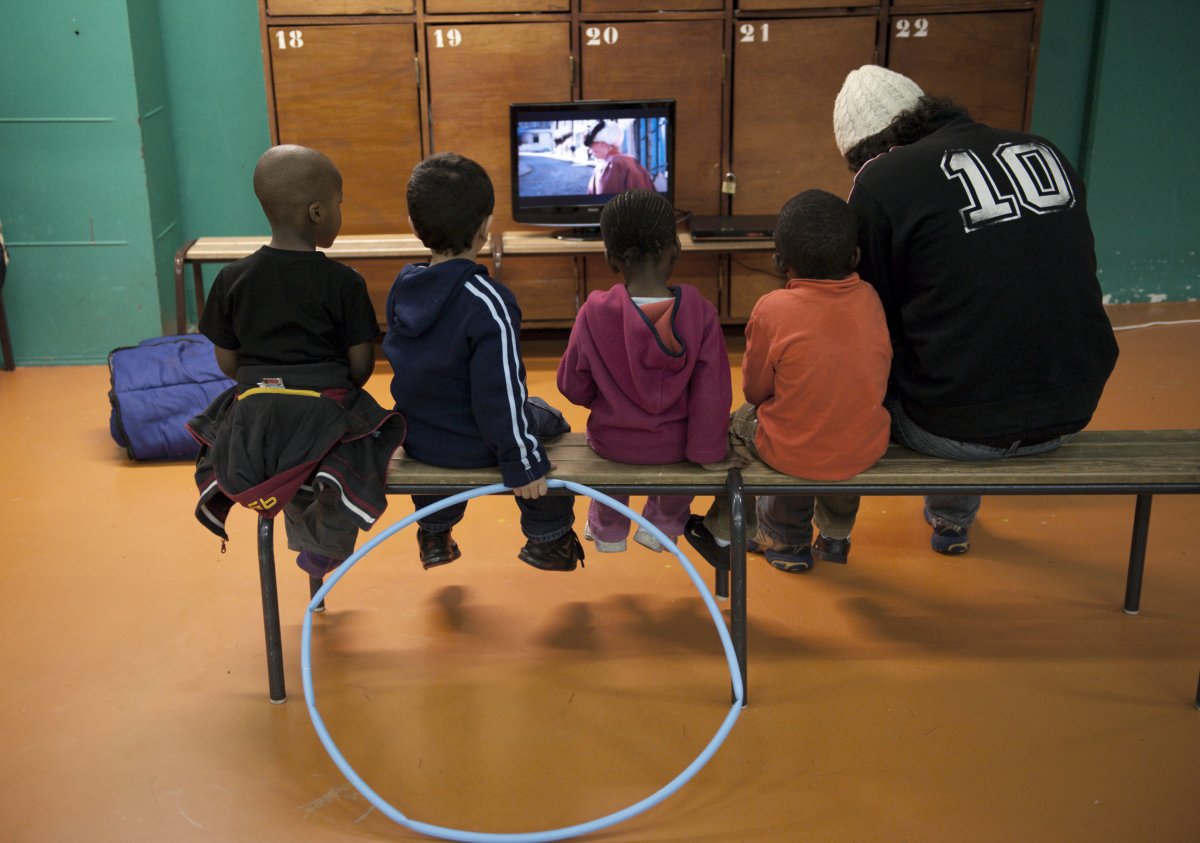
[388,259,488,339]
[583,284,702,415]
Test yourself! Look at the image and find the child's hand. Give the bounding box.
[513,476,549,499]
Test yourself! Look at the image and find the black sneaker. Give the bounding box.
[930,526,970,555]
[923,509,970,555]
[813,534,850,564]
[683,515,731,570]
[418,528,461,570]
[519,530,585,572]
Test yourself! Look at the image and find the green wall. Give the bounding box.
[1,5,163,364]
[1073,0,1199,303]
[0,0,1196,365]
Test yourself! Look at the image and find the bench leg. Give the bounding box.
[173,238,196,335]
[309,575,325,613]
[192,262,206,329]
[1123,494,1153,615]
[727,469,748,707]
[257,516,287,703]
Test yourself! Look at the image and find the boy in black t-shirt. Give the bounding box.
[188,145,406,579]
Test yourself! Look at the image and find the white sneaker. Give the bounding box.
[633,527,664,553]
[584,524,627,553]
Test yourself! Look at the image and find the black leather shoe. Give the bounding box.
[518,530,585,572]
[418,528,461,570]
[813,534,850,564]
[683,515,730,570]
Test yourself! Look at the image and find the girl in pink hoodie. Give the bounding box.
[557,190,733,552]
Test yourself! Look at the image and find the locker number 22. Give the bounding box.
[895,19,930,38]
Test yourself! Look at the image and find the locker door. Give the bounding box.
[580,20,725,310]
[425,22,571,230]
[887,11,1036,131]
[268,24,421,235]
[581,19,725,217]
[426,0,567,11]
[728,15,876,318]
[266,0,414,13]
[426,22,577,321]
[731,16,876,211]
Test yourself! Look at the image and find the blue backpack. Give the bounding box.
[108,334,234,460]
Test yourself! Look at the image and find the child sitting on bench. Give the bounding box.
[557,189,734,553]
[685,189,892,573]
[383,153,584,573]
[188,145,405,579]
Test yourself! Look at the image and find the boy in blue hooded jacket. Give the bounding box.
[382,153,584,572]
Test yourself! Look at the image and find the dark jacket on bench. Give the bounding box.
[186,362,405,541]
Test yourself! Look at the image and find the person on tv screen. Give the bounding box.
[583,120,656,195]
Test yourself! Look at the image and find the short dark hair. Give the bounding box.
[600,189,676,265]
[406,152,495,254]
[774,189,858,280]
[844,95,969,172]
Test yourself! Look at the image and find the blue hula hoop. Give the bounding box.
[301,478,743,842]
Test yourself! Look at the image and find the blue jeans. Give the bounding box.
[886,399,1074,532]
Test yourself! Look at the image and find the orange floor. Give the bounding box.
[2,302,1198,842]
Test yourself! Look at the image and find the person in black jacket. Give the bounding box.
[833,65,1118,555]
[383,153,584,572]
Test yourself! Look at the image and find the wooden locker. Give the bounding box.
[425,22,577,321]
[737,0,874,11]
[727,15,876,319]
[581,0,722,11]
[580,19,726,313]
[268,23,421,235]
[731,16,877,210]
[425,0,568,12]
[266,0,415,14]
[886,11,1036,131]
[580,19,725,218]
[892,0,1032,7]
[425,22,571,229]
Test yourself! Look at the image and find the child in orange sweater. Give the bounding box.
[686,189,892,572]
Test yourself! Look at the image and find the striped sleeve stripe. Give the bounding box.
[464,275,541,472]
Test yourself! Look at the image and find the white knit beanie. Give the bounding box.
[833,65,924,156]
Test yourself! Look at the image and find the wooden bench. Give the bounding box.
[173,234,491,334]
[252,429,1200,704]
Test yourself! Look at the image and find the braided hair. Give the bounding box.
[599,189,676,266]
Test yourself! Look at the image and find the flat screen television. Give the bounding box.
[509,98,675,240]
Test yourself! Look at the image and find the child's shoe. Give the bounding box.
[923,509,970,555]
[519,530,586,571]
[683,515,730,570]
[584,524,627,553]
[930,526,970,555]
[632,526,664,553]
[813,534,850,564]
[417,528,461,569]
[765,545,814,573]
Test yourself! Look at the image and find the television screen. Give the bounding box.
[510,98,675,238]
